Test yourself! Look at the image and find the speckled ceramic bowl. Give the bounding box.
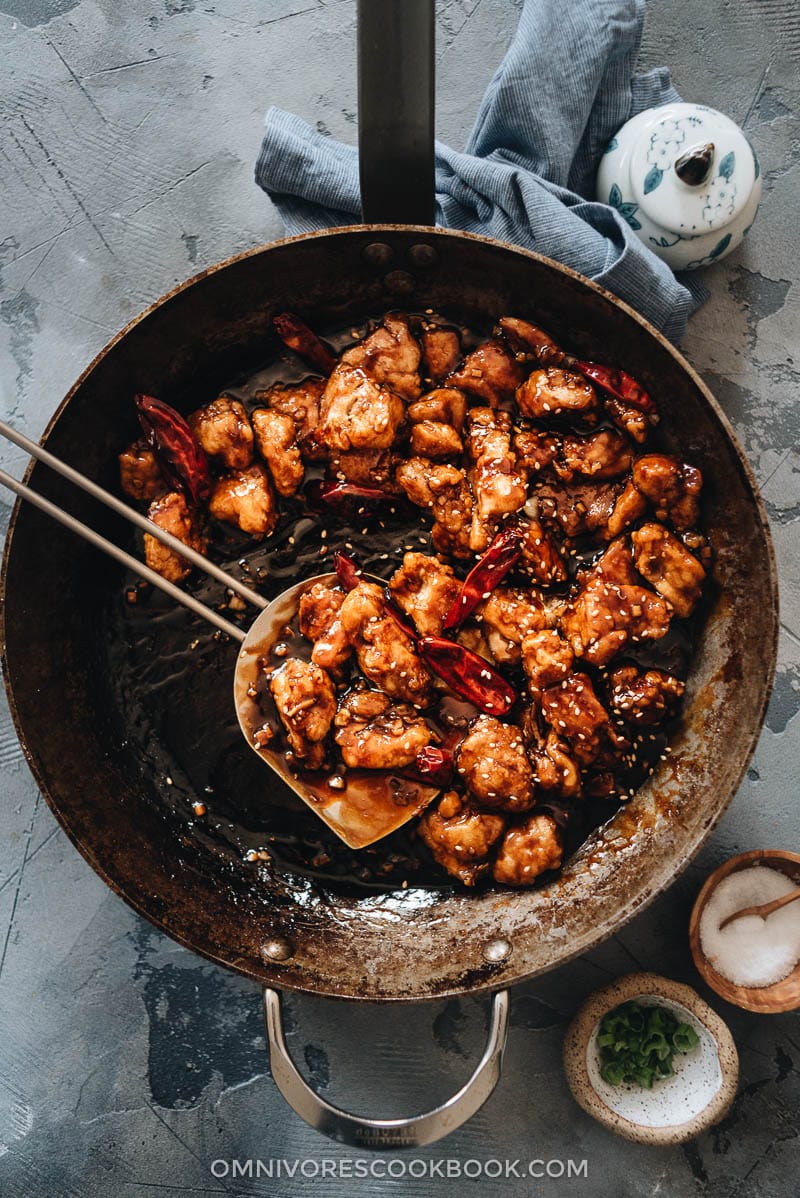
[563,972,738,1144]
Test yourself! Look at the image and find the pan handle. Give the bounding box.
[263,986,509,1148]
[358,0,436,226]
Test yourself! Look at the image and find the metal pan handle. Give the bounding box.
[263,987,509,1148]
[358,0,436,225]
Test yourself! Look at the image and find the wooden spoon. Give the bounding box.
[718,886,800,931]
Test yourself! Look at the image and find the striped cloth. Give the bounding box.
[255,0,706,343]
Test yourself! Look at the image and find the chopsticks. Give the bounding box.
[0,418,269,643]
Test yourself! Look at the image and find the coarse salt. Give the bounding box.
[699,866,800,988]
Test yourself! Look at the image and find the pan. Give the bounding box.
[0,0,777,1148]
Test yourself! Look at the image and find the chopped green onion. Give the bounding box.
[596,1000,700,1089]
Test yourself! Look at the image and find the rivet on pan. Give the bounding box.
[383,269,415,295]
[409,243,438,268]
[483,937,512,963]
[363,242,394,267]
[261,936,294,963]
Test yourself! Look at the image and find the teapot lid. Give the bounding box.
[630,103,758,237]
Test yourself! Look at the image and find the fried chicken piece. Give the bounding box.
[521,629,574,691]
[632,455,703,531]
[333,688,431,769]
[339,581,432,706]
[119,440,167,502]
[258,379,327,461]
[318,366,405,452]
[604,478,648,541]
[580,537,639,587]
[541,672,624,767]
[466,408,527,551]
[396,457,473,559]
[269,658,336,770]
[328,447,402,492]
[456,715,535,813]
[536,480,620,538]
[475,586,546,664]
[189,396,253,470]
[557,429,633,481]
[516,516,569,586]
[208,463,277,535]
[410,421,464,460]
[493,813,564,886]
[513,427,561,476]
[388,552,462,637]
[608,664,685,725]
[251,408,304,497]
[446,337,526,406]
[516,368,598,420]
[341,312,422,401]
[418,790,506,886]
[498,317,566,367]
[144,491,207,583]
[420,328,462,382]
[532,730,582,799]
[604,396,655,444]
[562,577,672,667]
[407,387,467,430]
[631,523,706,618]
[298,581,351,672]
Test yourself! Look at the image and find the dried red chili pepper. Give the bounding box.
[307,479,406,519]
[573,360,656,415]
[135,394,211,505]
[273,313,338,376]
[400,746,454,789]
[442,525,522,631]
[382,588,420,642]
[334,551,363,593]
[418,636,518,716]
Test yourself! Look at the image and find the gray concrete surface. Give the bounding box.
[0,1,798,1195]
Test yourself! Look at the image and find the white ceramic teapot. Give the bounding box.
[596,102,761,271]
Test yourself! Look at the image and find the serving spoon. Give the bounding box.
[0,419,440,849]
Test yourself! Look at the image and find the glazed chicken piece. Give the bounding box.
[632,523,706,618]
[608,664,685,725]
[298,581,352,672]
[418,790,506,886]
[498,317,566,367]
[333,688,431,769]
[516,368,598,421]
[493,813,564,886]
[340,312,422,401]
[632,455,703,531]
[556,429,633,481]
[251,408,304,497]
[208,463,277,536]
[119,440,167,502]
[318,367,405,452]
[339,581,432,706]
[562,577,672,667]
[144,491,207,583]
[540,672,625,767]
[465,408,527,551]
[580,537,639,588]
[456,715,535,813]
[530,728,582,799]
[513,427,561,477]
[604,478,648,541]
[521,629,575,692]
[446,337,526,406]
[258,379,327,461]
[410,421,464,460]
[420,327,462,382]
[189,396,253,470]
[475,586,546,664]
[604,396,655,444]
[396,457,473,559]
[536,480,620,539]
[269,658,336,770]
[328,447,402,492]
[516,516,569,586]
[408,387,467,430]
[388,552,462,637]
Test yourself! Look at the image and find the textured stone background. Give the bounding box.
[0,1,798,1195]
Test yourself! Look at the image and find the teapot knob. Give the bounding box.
[675,142,715,186]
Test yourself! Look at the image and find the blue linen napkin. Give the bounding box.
[255,0,706,343]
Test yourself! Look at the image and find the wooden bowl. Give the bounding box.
[689,849,800,1013]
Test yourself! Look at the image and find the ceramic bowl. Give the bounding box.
[689,849,800,1013]
[563,972,738,1144]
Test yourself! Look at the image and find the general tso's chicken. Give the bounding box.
[258,379,326,461]
[420,327,462,382]
[189,396,253,470]
[388,552,462,637]
[298,581,352,672]
[339,581,432,706]
[492,813,564,886]
[557,429,633,481]
[328,447,402,492]
[144,491,207,583]
[516,516,569,586]
[513,427,561,476]
[465,408,527,551]
[456,715,535,813]
[410,421,464,460]
[521,629,575,692]
[475,586,546,664]
[446,337,526,406]
[604,478,648,541]
[604,396,655,444]
[536,480,620,539]
[269,658,336,770]
[608,664,685,725]
[396,457,473,559]
[632,455,703,531]
[333,688,431,769]
[119,440,167,502]
[408,387,467,430]
[516,368,598,420]
[318,367,405,452]
[340,312,422,401]
[208,463,277,536]
[580,537,639,588]
[529,726,582,799]
[418,790,506,886]
[562,577,672,667]
[251,408,304,497]
[631,523,706,618]
[498,317,566,367]
[540,672,624,767]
